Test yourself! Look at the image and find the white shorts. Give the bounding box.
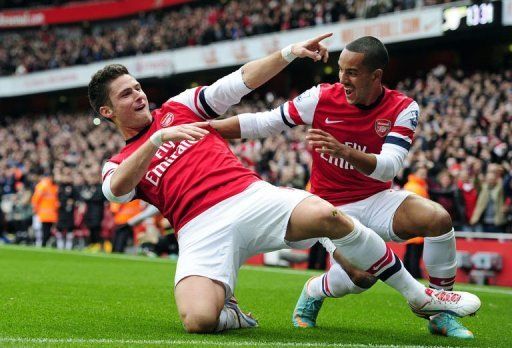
[174,181,312,298]
[338,189,411,242]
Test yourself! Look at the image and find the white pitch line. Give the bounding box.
[0,337,455,348]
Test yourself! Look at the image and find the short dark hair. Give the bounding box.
[345,36,389,71]
[88,64,129,115]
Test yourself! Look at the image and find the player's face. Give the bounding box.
[105,74,151,129]
[338,49,378,105]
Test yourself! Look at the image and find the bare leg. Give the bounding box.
[393,195,456,290]
[175,276,225,333]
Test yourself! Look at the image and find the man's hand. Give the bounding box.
[291,32,332,63]
[307,128,349,158]
[157,122,210,143]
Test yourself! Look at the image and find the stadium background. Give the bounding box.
[0,1,512,346]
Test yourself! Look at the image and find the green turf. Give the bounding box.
[1,245,511,347]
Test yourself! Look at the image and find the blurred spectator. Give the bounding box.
[79,174,107,251]
[308,241,328,270]
[470,171,507,232]
[31,173,58,247]
[55,167,79,250]
[429,171,465,230]
[504,171,512,233]
[110,200,144,253]
[456,168,479,231]
[12,182,33,244]
[0,202,7,244]
[403,166,428,278]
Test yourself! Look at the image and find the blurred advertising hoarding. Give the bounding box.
[0,0,192,28]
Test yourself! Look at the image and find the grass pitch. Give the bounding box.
[1,245,511,347]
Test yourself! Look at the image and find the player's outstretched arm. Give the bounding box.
[208,106,288,140]
[209,83,321,140]
[187,34,331,120]
[241,32,332,89]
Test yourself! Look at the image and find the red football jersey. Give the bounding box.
[103,87,260,233]
[283,83,419,205]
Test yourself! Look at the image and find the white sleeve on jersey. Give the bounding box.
[238,107,289,138]
[368,144,409,182]
[285,85,321,126]
[369,101,420,182]
[237,85,321,138]
[169,68,252,120]
[101,161,136,203]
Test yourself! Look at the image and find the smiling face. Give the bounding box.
[338,49,383,105]
[99,74,152,138]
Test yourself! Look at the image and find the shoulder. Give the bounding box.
[317,82,342,96]
[386,88,416,109]
[317,83,346,104]
[107,153,124,165]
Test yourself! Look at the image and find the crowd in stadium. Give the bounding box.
[0,0,453,76]
[0,65,511,251]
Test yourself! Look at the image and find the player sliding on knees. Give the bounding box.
[207,36,480,338]
[90,33,479,334]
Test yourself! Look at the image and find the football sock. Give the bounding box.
[65,232,73,250]
[331,217,429,307]
[56,232,64,249]
[424,229,456,290]
[34,227,42,247]
[307,263,365,299]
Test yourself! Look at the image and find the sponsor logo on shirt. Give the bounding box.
[375,119,391,137]
[145,139,199,186]
[319,142,367,170]
[160,112,174,127]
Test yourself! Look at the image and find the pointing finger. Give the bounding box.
[308,32,333,44]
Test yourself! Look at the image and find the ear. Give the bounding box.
[99,105,113,120]
[373,69,383,81]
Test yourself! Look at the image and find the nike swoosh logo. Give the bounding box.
[325,118,344,124]
[439,279,455,286]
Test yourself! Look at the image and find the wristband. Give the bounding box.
[150,130,163,147]
[281,45,297,63]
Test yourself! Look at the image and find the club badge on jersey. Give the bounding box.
[160,112,175,127]
[375,119,392,137]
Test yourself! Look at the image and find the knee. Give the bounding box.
[425,205,453,237]
[315,206,353,238]
[181,312,218,334]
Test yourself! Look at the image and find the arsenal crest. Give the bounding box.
[160,112,174,127]
[375,119,391,137]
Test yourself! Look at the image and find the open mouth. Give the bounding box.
[345,87,354,97]
[135,103,145,112]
